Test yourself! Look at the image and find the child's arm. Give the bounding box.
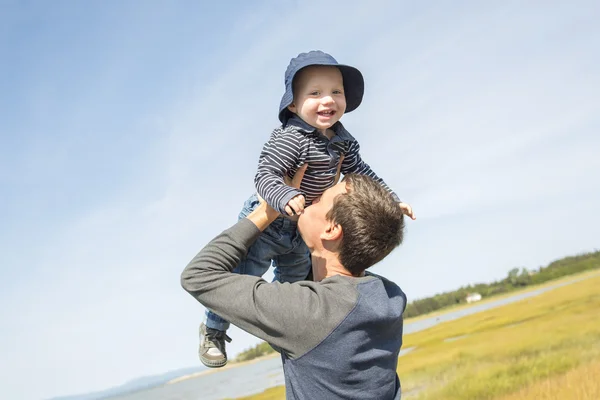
[342,141,416,220]
[341,140,400,200]
[254,131,308,215]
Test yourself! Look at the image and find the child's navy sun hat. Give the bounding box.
[278,50,364,124]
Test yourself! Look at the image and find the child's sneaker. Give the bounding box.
[199,322,231,368]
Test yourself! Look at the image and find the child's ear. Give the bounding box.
[287,103,297,114]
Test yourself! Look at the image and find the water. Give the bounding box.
[114,273,597,400]
[110,356,284,400]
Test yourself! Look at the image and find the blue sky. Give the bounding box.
[1,1,599,399]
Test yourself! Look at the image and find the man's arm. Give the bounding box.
[180,200,325,358]
[254,130,307,214]
[341,140,401,202]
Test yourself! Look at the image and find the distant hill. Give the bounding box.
[48,366,206,400]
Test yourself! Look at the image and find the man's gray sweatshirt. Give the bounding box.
[181,218,407,400]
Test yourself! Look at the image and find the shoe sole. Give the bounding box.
[200,355,227,368]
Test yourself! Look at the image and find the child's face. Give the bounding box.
[288,66,347,132]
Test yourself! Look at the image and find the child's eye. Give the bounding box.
[309,91,319,96]
[333,90,343,95]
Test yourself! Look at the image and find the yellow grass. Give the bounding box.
[233,386,285,400]
[402,273,600,399]
[496,360,600,400]
[237,271,600,400]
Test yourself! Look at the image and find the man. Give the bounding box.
[181,171,409,400]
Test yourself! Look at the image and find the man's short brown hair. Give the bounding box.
[327,174,405,276]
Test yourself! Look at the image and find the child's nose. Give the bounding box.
[321,95,334,105]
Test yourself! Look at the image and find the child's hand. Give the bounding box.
[399,202,416,220]
[285,194,306,216]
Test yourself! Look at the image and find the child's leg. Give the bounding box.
[273,250,311,283]
[272,221,312,284]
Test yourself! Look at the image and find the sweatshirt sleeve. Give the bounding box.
[341,140,401,202]
[180,218,355,359]
[254,130,307,214]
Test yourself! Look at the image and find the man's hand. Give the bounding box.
[283,163,309,189]
[399,202,416,220]
[250,164,309,230]
[334,155,345,185]
[283,164,309,215]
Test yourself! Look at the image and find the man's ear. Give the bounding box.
[320,220,343,241]
[287,103,297,114]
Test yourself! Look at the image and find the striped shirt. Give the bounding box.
[255,116,400,214]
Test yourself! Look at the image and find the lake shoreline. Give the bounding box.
[166,352,280,385]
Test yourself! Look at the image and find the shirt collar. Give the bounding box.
[286,115,356,142]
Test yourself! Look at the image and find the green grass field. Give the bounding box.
[235,271,600,400]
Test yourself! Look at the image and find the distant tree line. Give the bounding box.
[234,340,276,362]
[403,250,600,318]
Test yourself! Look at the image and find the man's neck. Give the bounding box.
[311,251,354,281]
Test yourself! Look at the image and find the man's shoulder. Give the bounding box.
[289,277,362,319]
[259,277,361,359]
[364,271,401,286]
[360,272,407,307]
[319,273,401,292]
[313,274,405,309]
[299,276,360,302]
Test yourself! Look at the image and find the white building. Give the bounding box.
[466,293,482,303]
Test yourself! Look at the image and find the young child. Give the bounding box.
[199,50,415,368]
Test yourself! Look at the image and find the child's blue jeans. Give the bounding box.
[204,193,312,332]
